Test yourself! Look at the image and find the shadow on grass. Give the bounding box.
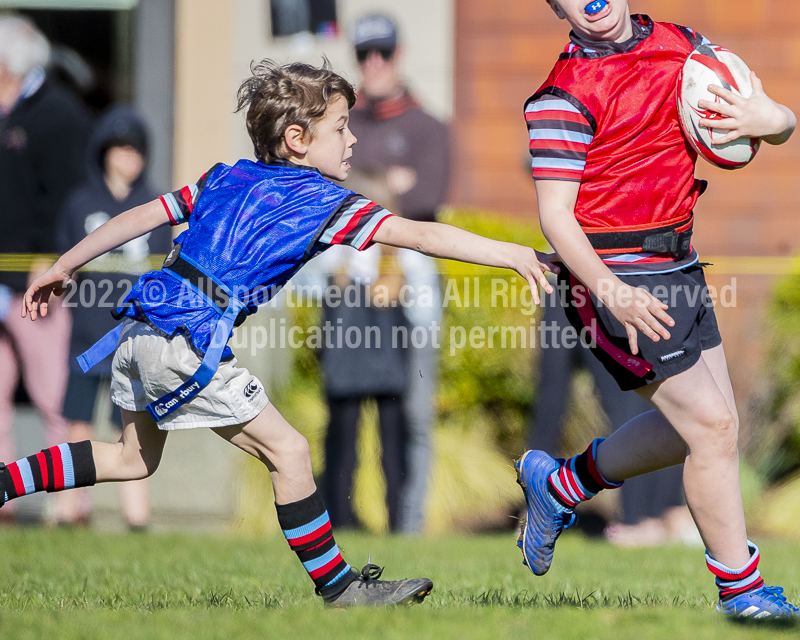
[728,616,799,630]
[441,589,712,611]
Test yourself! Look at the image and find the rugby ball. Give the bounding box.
[677,45,760,170]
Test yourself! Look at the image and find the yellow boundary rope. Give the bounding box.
[0,255,797,276]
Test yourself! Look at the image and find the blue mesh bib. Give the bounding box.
[117,159,354,356]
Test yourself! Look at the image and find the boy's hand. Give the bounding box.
[22,264,74,320]
[27,256,55,289]
[513,248,560,305]
[699,72,796,145]
[602,281,674,356]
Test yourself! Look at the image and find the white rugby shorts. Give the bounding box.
[110,318,269,430]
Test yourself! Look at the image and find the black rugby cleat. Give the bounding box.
[322,564,433,608]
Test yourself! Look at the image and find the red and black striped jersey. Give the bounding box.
[527,15,710,273]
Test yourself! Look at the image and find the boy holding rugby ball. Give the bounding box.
[517,0,797,620]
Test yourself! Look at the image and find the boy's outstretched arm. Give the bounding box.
[699,72,796,145]
[534,180,675,355]
[23,199,171,320]
[371,216,559,304]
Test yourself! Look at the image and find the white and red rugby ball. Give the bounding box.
[677,45,760,170]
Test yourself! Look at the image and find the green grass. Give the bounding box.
[1,528,799,639]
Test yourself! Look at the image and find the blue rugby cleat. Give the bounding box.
[515,450,577,576]
[719,586,800,620]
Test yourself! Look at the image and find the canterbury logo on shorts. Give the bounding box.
[243,378,262,401]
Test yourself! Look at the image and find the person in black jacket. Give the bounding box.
[55,105,172,528]
[0,15,92,522]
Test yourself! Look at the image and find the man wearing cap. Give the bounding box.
[348,13,450,534]
[0,14,91,523]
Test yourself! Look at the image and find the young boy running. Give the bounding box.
[517,0,797,620]
[11,60,557,608]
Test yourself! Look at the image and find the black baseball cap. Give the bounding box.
[353,14,398,51]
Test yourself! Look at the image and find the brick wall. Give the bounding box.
[452,0,800,401]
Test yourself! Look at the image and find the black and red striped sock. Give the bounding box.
[276,489,357,599]
[1,441,96,505]
[547,438,623,509]
[706,541,765,601]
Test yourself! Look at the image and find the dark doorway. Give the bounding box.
[17,8,133,114]
[270,0,338,38]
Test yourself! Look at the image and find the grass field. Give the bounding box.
[1,527,799,640]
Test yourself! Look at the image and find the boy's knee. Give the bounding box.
[694,409,739,458]
[139,457,160,479]
[122,459,158,481]
[118,443,161,480]
[729,408,740,432]
[718,407,738,433]
[270,432,312,479]
[285,432,311,465]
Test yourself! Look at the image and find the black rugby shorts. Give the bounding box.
[557,265,722,391]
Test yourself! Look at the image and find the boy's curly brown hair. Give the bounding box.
[236,59,356,162]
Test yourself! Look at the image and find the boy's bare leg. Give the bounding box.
[92,409,168,482]
[50,416,155,526]
[594,346,749,568]
[699,344,738,427]
[593,409,687,478]
[212,403,315,503]
[119,478,150,528]
[0,409,165,513]
[212,403,434,605]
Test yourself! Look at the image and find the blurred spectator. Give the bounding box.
[528,285,698,546]
[55,105,171,529]
[348,13,450,534]
[0,14,92,522]
[317,178,409,530]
